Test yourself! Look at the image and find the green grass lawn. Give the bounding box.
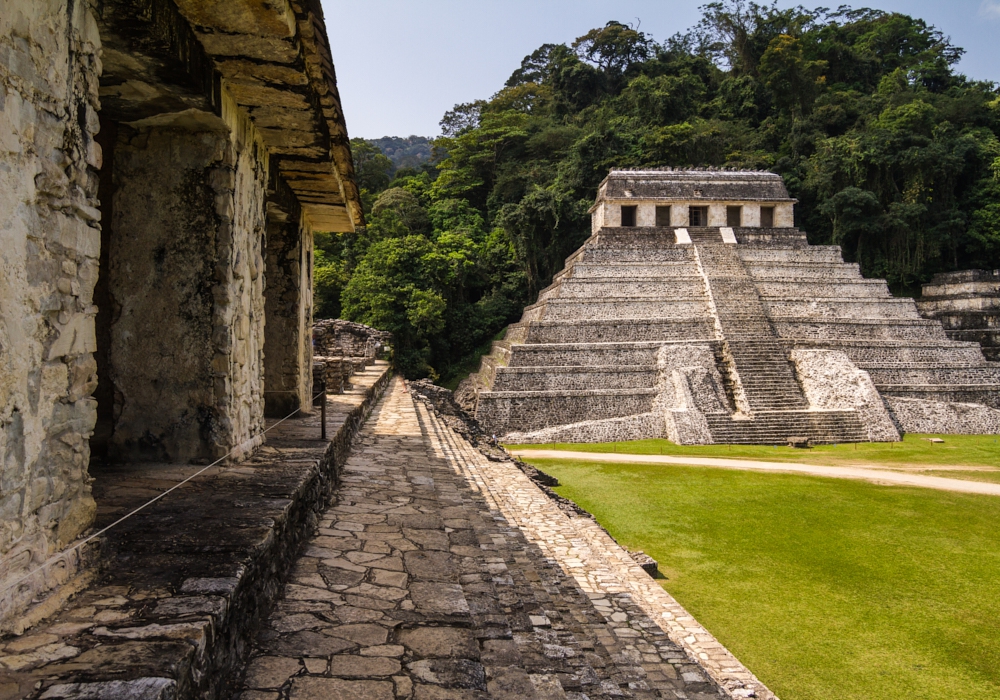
[528,457,1000,700]
[509,432,1000,469]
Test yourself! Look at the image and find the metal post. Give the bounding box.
[320,378,327,441]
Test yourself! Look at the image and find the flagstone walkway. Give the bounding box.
[237,379,772,700]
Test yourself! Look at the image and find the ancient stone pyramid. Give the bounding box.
[461,170,1000,444]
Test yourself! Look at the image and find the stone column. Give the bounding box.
[263,215,314,417]
[636,203,656,227]
[707,204,727,227]
[104,116,266,463]
[775,203,795,228]
[671,205,690,227]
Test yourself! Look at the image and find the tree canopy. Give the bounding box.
[316,2,1000,381]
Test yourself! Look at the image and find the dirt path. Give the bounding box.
[511,449,1000,496]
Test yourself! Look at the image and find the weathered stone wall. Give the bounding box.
[0,0,102,624]
[103,108,267,463]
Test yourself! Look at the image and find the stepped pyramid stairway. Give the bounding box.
[691,229,866,443]
[464,225,1000,444]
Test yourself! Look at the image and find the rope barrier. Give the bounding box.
[0,388,328,599]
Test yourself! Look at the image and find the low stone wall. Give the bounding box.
[804,341,985,366]
[555,277,707,298]
[757,280,891,298]
[582,247,694,263]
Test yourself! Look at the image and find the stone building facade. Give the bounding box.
[0,0,360,628]
[462,169,1000,444]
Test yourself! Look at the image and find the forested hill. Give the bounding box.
[315,2,1000,380]
[368,136,433,170]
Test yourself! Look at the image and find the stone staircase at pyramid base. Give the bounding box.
[461,220,1000,445]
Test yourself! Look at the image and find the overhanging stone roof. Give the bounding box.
[96,0,361,231]
[599,169,794,203]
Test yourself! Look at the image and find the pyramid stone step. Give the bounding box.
[555,277,708,298]
[764,298,924,320]
[773,319,948,341]
[493,366,657,392]
[520,319,718,344]
[570,262,701,278]
[523,298,711,322]
[477,389,657,433]
[865,366,1000,385]
[756,280,892,298]
[506,341,721,368]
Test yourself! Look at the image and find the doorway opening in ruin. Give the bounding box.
[727,206,742,227]
[621,205,637,227]
[655,205,672,227]
[690,206,709,226]
[761,206,775,227]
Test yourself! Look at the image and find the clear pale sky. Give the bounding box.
[322,0,1000,140]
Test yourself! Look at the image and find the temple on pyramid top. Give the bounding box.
[458,169,1000,445]
[591,169,796,232]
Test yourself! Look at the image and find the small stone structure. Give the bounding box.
[312,319,392,394]
[917,270,1000,361]
[461,169,1000,444]
[0,0,361,630]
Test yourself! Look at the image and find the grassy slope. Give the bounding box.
[508,433,1000,470]
[530,458,1000,700]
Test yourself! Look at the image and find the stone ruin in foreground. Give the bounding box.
[460,170,1000,444]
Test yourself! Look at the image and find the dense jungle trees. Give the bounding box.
[316,1,1000,380]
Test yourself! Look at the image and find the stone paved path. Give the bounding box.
[510,450,1000,496]
[237,378,771,699]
